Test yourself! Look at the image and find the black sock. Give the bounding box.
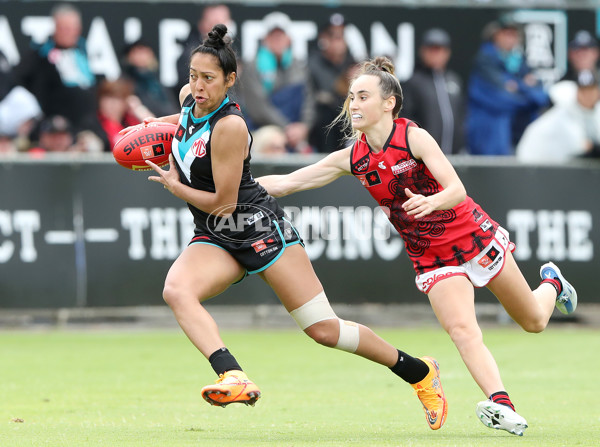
[389,350,430,384]
[490,390,515,411]
[208,347,242,376]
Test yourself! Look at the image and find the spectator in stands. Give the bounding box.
[0,135,17,154]
[517,69,600,162]
[15,3,96,133]
[466,15,549,155]
[0,50,42,152]
[176,4,234,90]
[85,78,147,152]
[402,28,465,155]
[307,13,356,153]
[560,30,600,83]
[122,39,179,118]
[251,125,288,158]
[29,115,75,153]
[238,12,314,154]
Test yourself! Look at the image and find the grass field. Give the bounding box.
[1,326,598,447]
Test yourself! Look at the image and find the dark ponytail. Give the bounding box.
[204,24,228,50]
[189,24,237,76]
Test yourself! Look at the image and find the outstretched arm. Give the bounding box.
[256,147,352,197]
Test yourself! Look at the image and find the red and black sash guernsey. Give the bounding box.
[349,118,498,275]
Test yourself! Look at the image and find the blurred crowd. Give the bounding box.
[1,3,600,163]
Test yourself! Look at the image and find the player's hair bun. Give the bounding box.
[371,56,396,76]
[205,24,229,49]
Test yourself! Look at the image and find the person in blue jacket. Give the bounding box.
[467,16,549,156]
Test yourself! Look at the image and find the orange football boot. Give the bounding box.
[201,370,261,407]
[411,357,448,430]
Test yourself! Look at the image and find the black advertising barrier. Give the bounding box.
[0,2,597,89]
[0,156,598,308]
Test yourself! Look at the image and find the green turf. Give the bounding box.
[1,326,598,446]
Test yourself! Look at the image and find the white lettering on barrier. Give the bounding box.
[87,17,120,81]
[0,210,15,262]
[120,208,194,260]
[1,14,412,88]
[0,10,568,88]
[0,16,19,65]
[285,205,325,260]
[282,206,403,261]
[567,211,593,261]
[0,208,593,264]
[370,22,414,81]
[537,210,567,260]
[124,17,142,43]
[507,209,593,261]
[14,211,39,262]
[373,208,403,261]
[0,210,40,263]
[20,16,53,46]
[159,18,191,88]
[507,209,536,259]
[149,208,180,260]
[121,208,149,260]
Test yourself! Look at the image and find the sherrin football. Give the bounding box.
[112,122,177,171]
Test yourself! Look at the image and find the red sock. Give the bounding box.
[490,391,515,411]
[541,277,562,296]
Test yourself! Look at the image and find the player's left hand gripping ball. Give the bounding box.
[113,122,177,171]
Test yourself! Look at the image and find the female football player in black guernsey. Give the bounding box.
[131,25,447,429]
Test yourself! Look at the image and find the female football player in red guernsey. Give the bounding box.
[257,56,577,436]
[133,27,448,431]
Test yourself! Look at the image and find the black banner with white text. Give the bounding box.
[0,158,598,308]
[0,2,597,90]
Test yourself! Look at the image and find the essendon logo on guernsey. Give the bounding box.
[354,154,370,173]
[364,170,382,187]
[391,159,417,175]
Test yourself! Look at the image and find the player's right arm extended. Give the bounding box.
[257,147,352,198]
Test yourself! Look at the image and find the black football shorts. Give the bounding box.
[189,217,303,280]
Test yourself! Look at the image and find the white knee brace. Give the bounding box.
[289,291,360,353]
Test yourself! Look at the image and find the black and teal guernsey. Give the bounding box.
[171,95,284,240]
